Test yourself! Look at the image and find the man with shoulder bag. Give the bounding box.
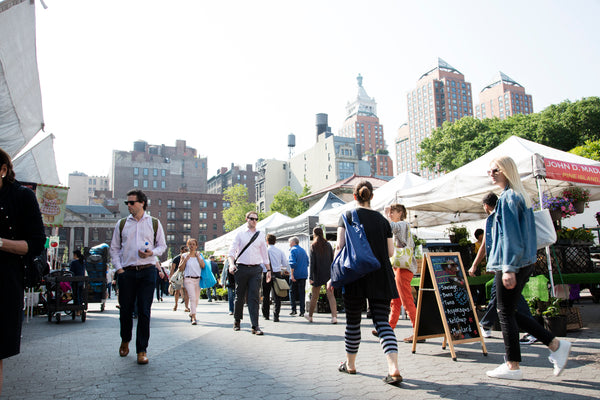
[228,211,270,335]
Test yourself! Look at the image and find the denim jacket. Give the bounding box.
[485,187,537,273]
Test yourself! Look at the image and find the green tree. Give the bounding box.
[222,184,256,232]
[570,139,600,161]
[270,186,309,218]
[417,97,600,172]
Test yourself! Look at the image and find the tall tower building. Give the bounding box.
[399,58,473,179]
[339,74,393,177]
[475,72,533,120]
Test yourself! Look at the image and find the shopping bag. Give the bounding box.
[535,209,557,249]
[330,209,381,289]
[273,277,290,297]
[169,269,183,290]
[200,254,217,289]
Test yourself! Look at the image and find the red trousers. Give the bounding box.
[389,268,416,329]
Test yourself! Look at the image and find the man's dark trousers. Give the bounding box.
[117,267,156,353]
[234,264,262,329]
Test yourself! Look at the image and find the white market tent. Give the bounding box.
[398,136,600,221]
[0,1,60,185]
[204,212,291,256]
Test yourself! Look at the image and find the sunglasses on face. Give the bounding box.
[124,200,140,205]
[247,217,258,221]
[487,168,500,176]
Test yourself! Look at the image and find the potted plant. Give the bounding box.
[561,187,590,214]
[556,227,595,245]
[542,297,567,337]
[445,223,469,244]
[527,296,545,325]
[534,193,576,221]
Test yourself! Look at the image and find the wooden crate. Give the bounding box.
[562,306,583,331]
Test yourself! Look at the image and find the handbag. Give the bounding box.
[273,277,290,297]
[169,269,183,289]
[534,208,557,249]
[199,254,218,289]
[330,209,381,289]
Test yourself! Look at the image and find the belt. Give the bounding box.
[237,263,259,267]
[123,264,154,271]
[185,276,200,279]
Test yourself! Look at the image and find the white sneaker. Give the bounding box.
[480,323,492,338]
[486,363,523,380]
[549,340,571,376]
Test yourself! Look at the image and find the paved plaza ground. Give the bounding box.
[3,293,600,399]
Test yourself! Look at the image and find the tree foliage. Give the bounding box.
[269,186,308,218]
[569,139,600,161]
[417,97,600,172]
[222,184,257,232]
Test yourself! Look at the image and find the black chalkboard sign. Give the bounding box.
[412,252,487,361]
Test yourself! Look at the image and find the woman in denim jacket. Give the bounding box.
[485,156,571,380]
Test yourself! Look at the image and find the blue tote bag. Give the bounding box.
[330,209,381,289]
[199,254,217,289]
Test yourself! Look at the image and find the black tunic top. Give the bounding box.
[309,241,333,287]
[338,207,398,300]
[0,181,46,359]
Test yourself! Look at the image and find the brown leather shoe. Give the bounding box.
[137,352,149,364]
[119,342,129,357]
[233,321,240,331]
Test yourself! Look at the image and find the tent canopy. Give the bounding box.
[398,136,600,223]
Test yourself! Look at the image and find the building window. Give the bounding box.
[183,212,191,220]
[199,201,207,208]
[183,234,191,243]
[153,180,158,189]
[167,223,176,231]
[167,200,176,208]
[167,211,176,220]
[213,224,218,230]
[213,202,217,208]
[143,168,149,176]
[133,179,139,187]
[183,200,191,209]
[199,212,207,219]
[183,223,191,232]
[133,167,139,175]
[213,212,217,219]
[153,168,158,176]
[143,180,148,188]
[161,169,166,177]
[166,234,176,243]
[199,223,207,230]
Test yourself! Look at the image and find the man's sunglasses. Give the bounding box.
[247,217,258,221]
[124,200,140,205]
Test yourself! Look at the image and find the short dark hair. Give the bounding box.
[266,234,276,245]
[73,249,83,260]
[127,189,148,210]
[474,228,484,239]
[482,192,498,209]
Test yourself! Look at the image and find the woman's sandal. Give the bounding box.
[383,374,403,386]
[338,361,356,375]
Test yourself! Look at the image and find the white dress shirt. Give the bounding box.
[110,213,167,270]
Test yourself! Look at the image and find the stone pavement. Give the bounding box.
[3,294,600,400]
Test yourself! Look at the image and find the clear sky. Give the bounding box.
[33,0,600,186]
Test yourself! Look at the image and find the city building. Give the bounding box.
[299,174,389,207]
[288,114,371,195]
[339,74,394,177]
[207,163,257,203]
[51,205,119,263]
[398,58,473,179]
[67,172,110,206]
[110,139,207,199]
[475,72,533,120]
[255,158,289,213]
[144,191,226,255]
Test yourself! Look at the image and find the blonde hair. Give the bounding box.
[492,156,531,207]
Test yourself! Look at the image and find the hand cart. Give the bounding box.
[44,270,89,323]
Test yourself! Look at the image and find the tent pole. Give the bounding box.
[537,178,556,297]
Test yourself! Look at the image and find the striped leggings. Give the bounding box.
[344,295,398,355]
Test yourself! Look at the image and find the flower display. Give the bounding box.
[556,227,596,243]
[532,193,577,218]
[561,187,590,205]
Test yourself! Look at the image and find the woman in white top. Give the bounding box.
[179,238,205,325]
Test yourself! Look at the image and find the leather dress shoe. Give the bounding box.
[137,352,149,364]
[233,321,240,331]
[252,327,264,335]
[119,342,129,357]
